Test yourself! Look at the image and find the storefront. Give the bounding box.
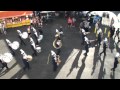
[0,11,33,28]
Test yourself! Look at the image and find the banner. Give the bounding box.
[6,20,31,28]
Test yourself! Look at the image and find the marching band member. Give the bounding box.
[29,37,37,56]
[37,34,43,44]
[20,49,31,71]
[59,26,64,35]
[35,45,41,53]
[32,26,39,44]
[81,29,86,45]
[111,52,120,71]
[17,30,26,46]
[38,22,43,35]
[0,53,13,70]
[6,39,15,56]
[96,28,103,47]
[51,50,61,72]
[51,50,57,72]
[100,38,108,56]
[83,19,90,32]
[27,26,31,37]
[84,36,90,56]
[55,37,62,55]
[110,26,115,38]
[56,28,64,38]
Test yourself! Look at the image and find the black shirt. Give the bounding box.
[103,42,107,51]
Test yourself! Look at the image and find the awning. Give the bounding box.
[0,11,33,19]
[40,11,55,13]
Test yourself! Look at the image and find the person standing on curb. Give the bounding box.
[100,38,108,56]
[111,52,119,71]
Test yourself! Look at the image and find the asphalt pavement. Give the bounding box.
[0,16,120,79]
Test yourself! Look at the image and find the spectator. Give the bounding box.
[111,53,119,71]
[110,26,115,38]
[100,38,108,56]
[67,17,72,28]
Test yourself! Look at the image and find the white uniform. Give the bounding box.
[20,49,27,59]
[32,27,38,38]
[30,37,35,49]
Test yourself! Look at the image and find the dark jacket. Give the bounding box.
[103,42,107,51]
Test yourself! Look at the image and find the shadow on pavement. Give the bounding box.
[67,48,83,77]
[91,46,100,75]
[0,62,17,77]
[110,71,115,79]
[10,69,26,79]
[76,56,87,79]
[98,55,106,79]
[109,38,115,53]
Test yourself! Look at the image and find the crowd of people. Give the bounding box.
[0,14,44,71]
[0,11,120,76]
[76,12,120,72]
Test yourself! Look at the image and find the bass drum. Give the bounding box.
[22,32,28,39]
[1,53,13,63]
[11,41,20,50]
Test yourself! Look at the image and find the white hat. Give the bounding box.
[51,50,56,56]
[84,36,88,42]
[115,52,120,57]
[56,29,59,33]
[17,30,21,34]
[6,39,11,44]
[20,49,24,55]
[82,29,85,33]
[104,38,107,42]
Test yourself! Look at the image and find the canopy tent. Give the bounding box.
[0,11,33,19]
[40,11,55,13]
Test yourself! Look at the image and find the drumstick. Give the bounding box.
[47,54,50,64]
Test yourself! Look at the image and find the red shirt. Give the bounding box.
[68,17,72,24]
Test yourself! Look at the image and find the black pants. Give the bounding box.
[81,34,85,45]
[100,50,106,56]
[28,33,31,37]
[34,35,38,44]
[0,60,9,69]
[85,49,89,56]
[111,58,119,71]
[22,59,30,70]
[9,46,15,56]
[31,45,37,56]
[56,49,61,55]
[114,34,119,40]
[52,58,58,72]
[110,34,114,38]
[97,39,101,46]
